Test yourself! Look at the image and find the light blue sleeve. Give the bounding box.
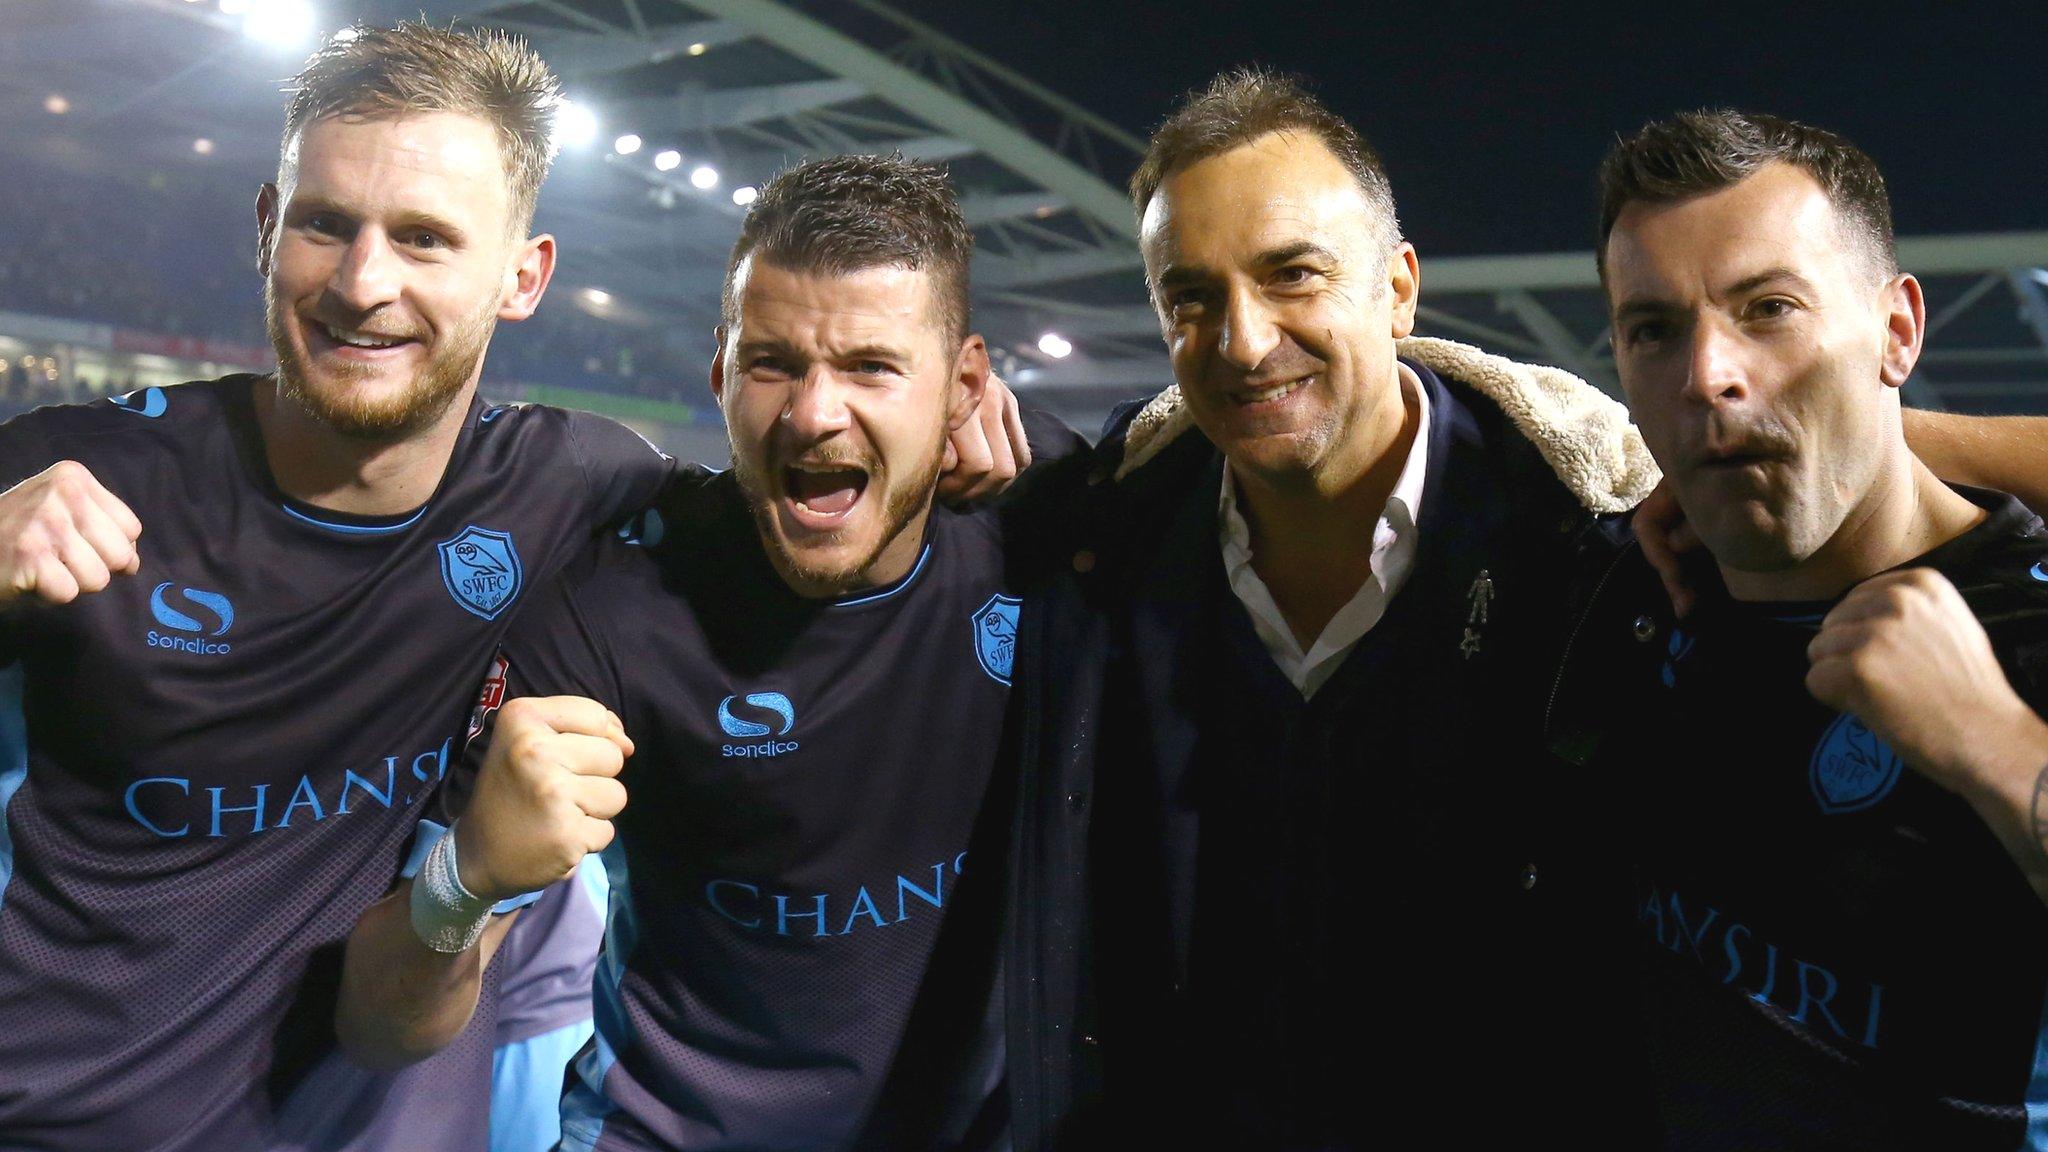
[488,856,608,1152]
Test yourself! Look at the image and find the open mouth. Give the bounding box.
[1231,375,1313,407]
[308,320,418,359]
[781,463,870,527]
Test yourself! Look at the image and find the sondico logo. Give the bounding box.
[719,691,797,759]
[146,582,234,656]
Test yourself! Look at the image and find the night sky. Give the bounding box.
[880,0,2048,255]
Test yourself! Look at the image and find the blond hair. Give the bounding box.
[282,22,561,233]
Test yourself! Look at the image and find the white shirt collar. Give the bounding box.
[1217,361,1432,698]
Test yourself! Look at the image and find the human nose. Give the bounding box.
[1217,285,1283,372]
[1682,318,1749,407]
[328,229,403,314]
[781,367,853,441]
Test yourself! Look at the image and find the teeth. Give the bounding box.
[1241,378,1305,404]
[321,324,405,349]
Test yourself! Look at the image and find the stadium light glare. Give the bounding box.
[241,0,316,48]
[732,186,759,207]
[192,138,216,156]
[613,133,642,156]
[582,288,612,307]
[43,94,69,115]
[688,42,708,56]
[690,165,719,190]
[654,150,682,172]
[1037,332,1073,359]
[553,97,600,150]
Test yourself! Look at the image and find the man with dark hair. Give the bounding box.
[1548,108,2048,1148]
[339,152,1071,1152]
[1596,109,1899,281]
[720,154,975,348]
[1004,68,1662,1149]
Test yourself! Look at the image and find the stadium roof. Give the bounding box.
[7,0,2047,414]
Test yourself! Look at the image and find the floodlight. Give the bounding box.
[242,0,316,49]
[554,97,600,149]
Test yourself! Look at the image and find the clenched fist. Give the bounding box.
[0,460,142,606]
[454,696,633,904]
[1807,568,2046,794]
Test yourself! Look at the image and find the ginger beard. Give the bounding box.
[264,273,497,441]
[729,403,948,595]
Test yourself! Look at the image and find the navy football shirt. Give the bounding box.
[0,377,671,1150]
[1608,490,2048,1148]
[480,468,1015,1152]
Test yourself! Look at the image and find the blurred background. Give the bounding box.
[3,0,2045,463]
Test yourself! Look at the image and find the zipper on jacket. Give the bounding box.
[1543,536,1642,743]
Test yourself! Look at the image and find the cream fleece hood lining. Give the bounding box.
[1105,332,1662,510]
[1110,335,1661,516]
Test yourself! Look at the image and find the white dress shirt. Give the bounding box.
[1217,364,1432,698]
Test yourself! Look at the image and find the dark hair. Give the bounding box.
[1597,109,1896,279]
[284,22,562,234]
[1129,67,1398,251]
[722,153,974,347]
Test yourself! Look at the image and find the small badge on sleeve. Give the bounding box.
[972,594,1022,685]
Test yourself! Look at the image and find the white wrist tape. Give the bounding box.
[409,820,494,954]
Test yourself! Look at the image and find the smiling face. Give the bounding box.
[1139,130,1417,491]
[258,110,549,440]
[1605,162,1917,574]
[714,257,985,598]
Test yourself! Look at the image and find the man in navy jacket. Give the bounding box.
[997,70,1661,1149]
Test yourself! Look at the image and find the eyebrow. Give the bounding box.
[732,340,910,362]
[1723,267,1817,299]
[733,338,801,359]
[286,195,471,247]
[1255,240,1338,268]
[836,344,911,362]
[1155,241,1340,293]
[1613,267,1819,322]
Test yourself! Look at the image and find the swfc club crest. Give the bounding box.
[971,594,1021,685]
[1809,712,1904,815]
[437,525,523,621]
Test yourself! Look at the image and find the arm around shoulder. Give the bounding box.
[1904,409,2048,513]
